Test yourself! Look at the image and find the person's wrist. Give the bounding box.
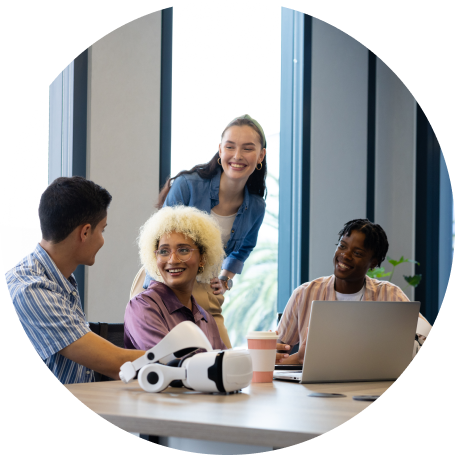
[218,275,233,290]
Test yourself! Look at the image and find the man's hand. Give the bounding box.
[276,342,291,363]
[274,330,291,363]
[275,328,309,365]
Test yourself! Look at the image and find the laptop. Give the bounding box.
[273,300,420,383]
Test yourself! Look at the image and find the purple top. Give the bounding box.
[124,281,226,351]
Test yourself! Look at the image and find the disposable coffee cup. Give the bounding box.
[246,331,278,383]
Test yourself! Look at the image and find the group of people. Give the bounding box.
[6,114,429,385]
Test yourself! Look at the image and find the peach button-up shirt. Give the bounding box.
[277,275,415,349]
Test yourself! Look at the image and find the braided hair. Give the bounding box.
[337,219,389,267]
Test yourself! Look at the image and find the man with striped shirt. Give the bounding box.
[6,177,144,384]
[277,219,430,364]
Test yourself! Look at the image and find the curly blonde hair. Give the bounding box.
[138,205,225,284]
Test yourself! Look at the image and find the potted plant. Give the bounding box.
[367,256,422,289]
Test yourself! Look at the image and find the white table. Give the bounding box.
[66,379,393,449]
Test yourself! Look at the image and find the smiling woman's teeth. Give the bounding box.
[168,269,184,273]
[338,263,350,270]
[230,163,245,168]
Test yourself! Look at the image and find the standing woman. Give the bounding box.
[144,114,267,348]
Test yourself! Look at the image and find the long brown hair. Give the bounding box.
[156,118,267,209]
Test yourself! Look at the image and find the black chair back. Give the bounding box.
[276,312,283,325]
[89,322,125,381]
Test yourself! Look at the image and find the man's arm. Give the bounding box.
[59,332,145,380]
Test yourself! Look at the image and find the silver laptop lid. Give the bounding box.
[300,301,420,383]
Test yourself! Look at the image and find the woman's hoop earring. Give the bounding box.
[217,157,221,165]
[256,162,263,171]
[197,265,204,274]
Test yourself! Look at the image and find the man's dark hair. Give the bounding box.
[39,176,112,243]
[337,219,389,267]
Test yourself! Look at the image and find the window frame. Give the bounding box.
[48,50,88,308]
[277,9,312,312]
[415,105,452,323]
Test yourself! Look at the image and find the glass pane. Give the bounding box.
[0,89,49,273]
[171,4,281,347]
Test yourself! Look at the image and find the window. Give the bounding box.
[0,89,49,273]
[453,202,455,252]
[170,4,281,346]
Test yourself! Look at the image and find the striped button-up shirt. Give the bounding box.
[5,244,94,384]
[278,275,418,349]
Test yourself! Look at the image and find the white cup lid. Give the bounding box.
[246,331,279,340]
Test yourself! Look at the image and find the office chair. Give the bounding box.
[89,322,125,382]
[89,320,160,443]
[130,265,146,299]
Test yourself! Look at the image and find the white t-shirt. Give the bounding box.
[211,210,237,246]
[335,285,366,301]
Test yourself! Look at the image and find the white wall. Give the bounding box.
[86,12,162,322]
[309,18,369,280]
[375,58,416,300]
[307,18,418,296]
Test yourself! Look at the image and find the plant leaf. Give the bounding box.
[387,256,420,267]
[378,271,391,278]
[387,256,399,266]
[403,259,420,266]
[366,270,375,278]
[367,267,391,279]
[403,274,422,287]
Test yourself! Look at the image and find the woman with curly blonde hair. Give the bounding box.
[124,206,227,350]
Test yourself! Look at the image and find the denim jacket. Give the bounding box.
[145,168,265,287]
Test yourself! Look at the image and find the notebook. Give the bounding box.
[273,300,420,383]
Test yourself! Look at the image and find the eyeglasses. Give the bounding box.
[155,247,198,263]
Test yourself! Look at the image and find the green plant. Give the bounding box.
[367,256,422,289]
[223,173,279,347]
[223,241,278,347]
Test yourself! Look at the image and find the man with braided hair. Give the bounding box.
[277,219,430,364]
